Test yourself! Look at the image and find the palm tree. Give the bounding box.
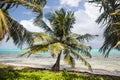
[0,0,46,47]
[20,8,97,72]
[89,0,120,57]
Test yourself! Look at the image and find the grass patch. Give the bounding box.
[0,67,120,80]
[0,63,7,68]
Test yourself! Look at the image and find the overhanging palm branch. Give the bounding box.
[8,15,33,47]
[0,8,33,47]
[89,0,120,56]
[0,9,9,40]
[0,0,46,12]
[0,0,46,46]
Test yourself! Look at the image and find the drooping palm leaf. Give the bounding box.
[0,0,47,47]
[0,0,46,12]
[0,9,9,40]
[65,36,92,58]
[89,0,120,56]
[64,49,75,68]
[34,19,53,35]
[7,14,33,47]
[71,49,92,72]
[19,44,49,57]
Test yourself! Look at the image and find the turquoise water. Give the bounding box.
[90,49,120,54]
[0,48,119,54]
[0,49,24,53]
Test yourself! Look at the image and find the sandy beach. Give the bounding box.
[0,53,120,76]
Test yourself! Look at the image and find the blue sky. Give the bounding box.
[0,0,104,49]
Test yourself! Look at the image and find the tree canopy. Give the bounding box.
[20,8,97,71]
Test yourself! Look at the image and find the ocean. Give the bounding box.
[0,48,119,61]
[0,48,120,76]
[0,48,24,54]
[0,48,119,54]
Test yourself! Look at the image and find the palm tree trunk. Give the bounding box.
[51,53,61,72]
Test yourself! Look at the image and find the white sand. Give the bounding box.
[0,53,120,76]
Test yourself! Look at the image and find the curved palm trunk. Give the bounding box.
[51,53,61,72]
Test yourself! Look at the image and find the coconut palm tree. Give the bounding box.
[0,0,46,47]
[20,8,97,72]
[89,0,120,57]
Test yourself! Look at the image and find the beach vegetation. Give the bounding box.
[89,0,120,57]
[20,8,97,72]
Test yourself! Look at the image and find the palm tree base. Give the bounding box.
[51,63,60,72]
[51,53,61,72]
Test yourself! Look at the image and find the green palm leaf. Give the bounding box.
[0,0,46,12]
[89,0,120,56]
[0,9,9,40]
[7,14,33,47]
[64,49,75,68]
[71,49,92,72]
[19,44,49,57]
[49,42,64,55]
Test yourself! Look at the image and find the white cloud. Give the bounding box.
[60,0,82,7]
[20,19,44,32]
[72,3,103,48]
[72,3,101,34]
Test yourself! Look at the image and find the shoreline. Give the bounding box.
[0,53,120,76]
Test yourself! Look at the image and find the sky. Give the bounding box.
[0,0,104,49]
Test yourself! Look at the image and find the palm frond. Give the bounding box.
[111,10,120,15]
[32,32,55,44]
[34,19,53,35]
[69,33,98,42]
[66,37,91,49]
[7,14,33,47]
[0,0,46,12]
[70,44,92,58]
[89,0,120,56]
[64,36,92,58]
[0,9,10,40]
[71,49,92,72]
[0,0,19,10]
[114,41,120,48]
[64,49,75,68]
[49,42,64,55]
[19,44,49,57]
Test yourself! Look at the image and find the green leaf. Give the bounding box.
[71,49,92,72]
